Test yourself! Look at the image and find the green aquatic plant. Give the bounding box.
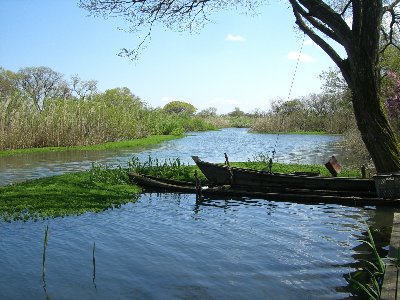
[92,241,96,285]
[0,172,140,222]
[347,225,386,299]
[90,163,129,184]
[248,152,362,177]
[42,225,49,283]
[127,156,200,182]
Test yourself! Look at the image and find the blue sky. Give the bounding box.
[0,0,338,114]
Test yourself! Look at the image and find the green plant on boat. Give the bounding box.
[127,155,203,182]
[90,162,129,184]
[347,224,386,299]
[248,152,362,177]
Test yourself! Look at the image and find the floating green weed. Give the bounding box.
[0,172,140,222]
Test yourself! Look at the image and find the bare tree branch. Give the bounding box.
[340,0,352,16]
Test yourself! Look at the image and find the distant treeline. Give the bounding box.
[0,67,214,150]
[1,64,399,155]
[198,91,354,134]
[249,92,353,134]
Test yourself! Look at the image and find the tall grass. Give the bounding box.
[0,91,215,150]
[250,111,351,134]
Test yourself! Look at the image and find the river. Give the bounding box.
[0,128,395,299]
[0,128,343,186]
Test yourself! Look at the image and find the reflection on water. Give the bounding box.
[0,128,342,186]
[0,193,394,299]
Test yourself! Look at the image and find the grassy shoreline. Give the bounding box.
[0,159,361,222]
[0,135,183,157]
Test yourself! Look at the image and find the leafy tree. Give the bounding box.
[17,66,69,111]
[163,100,197,115]
[274,99,304,116]
[71,74,98,100]
[228,107,246,117]
[0,67,19,99]
[198,106,218,117]
[80,0,400,172]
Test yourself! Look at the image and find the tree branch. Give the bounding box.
[289,0,348,81]
[340,1,352,16]
[290,0,342,44]
[380,0,400,53]
[297,0,352,47]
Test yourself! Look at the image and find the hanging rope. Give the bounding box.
[271,33,306,162]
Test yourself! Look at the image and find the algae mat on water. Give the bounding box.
[0,172,140,222]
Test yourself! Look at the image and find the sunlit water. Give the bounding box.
[0,128,395,299]
[0,128,342,186]
[0,193,394,299]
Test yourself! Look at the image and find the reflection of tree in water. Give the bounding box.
[337,208,394,299]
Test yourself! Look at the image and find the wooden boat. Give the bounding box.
[191,156,376,194]
[128,172,400,207]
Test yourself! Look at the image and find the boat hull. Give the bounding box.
[128,172,399,207]
[192,156,376,193]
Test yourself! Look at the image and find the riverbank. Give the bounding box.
[0,135,183,157]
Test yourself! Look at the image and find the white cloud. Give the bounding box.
[287,51,315,63]
[161,96,174,103]
[225,34,246,42]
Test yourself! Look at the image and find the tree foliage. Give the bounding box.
[228,107,246,117]
[71,74,98,100]
[197,106,217,117]
[163,100,197,115]
[17,66,70,111]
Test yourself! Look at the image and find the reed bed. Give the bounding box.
[0,92,214,151]
[250,111,351,134]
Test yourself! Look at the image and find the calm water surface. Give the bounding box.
[0,128,342,186]
[0,194,394,299]
[0,128,394,299]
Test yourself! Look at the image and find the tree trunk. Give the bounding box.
[337,1,400,174]
[346,53,400,173]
